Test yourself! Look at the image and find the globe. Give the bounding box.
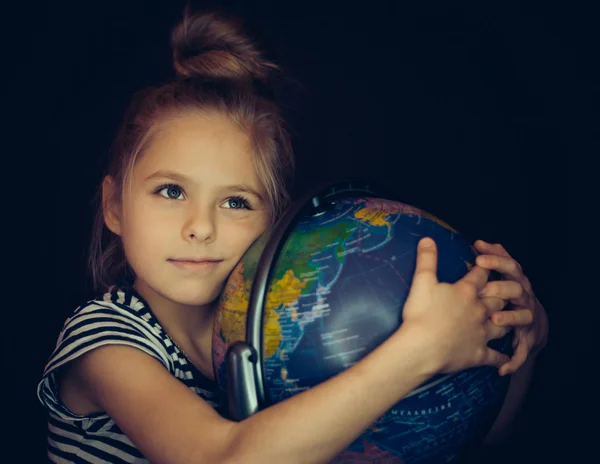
[212,180,513,464]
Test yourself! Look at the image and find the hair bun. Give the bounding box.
[171,9,277,82]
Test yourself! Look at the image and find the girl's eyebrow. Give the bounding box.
[220,185,264,201]
[144,170,189,183]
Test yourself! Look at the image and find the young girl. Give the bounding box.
[37,8,548,464]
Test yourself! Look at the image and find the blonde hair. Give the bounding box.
[88,8,295,291]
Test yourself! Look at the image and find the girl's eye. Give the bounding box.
[222,196,251,210]
[157,184,184,200]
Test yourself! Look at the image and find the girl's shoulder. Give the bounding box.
[37,287,177,415]
[61,286,165,344]
[47,286,174,373]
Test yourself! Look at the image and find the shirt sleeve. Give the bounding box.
[37,300,172,421]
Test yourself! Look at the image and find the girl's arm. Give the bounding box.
[71,327,437,464]
[483,348,542,445]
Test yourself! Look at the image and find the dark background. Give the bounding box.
[7,0,588,462]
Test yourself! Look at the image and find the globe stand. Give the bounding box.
[226,341,260,421]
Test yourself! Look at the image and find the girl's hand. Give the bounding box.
[474,240,549,376]
[400,237,511,376]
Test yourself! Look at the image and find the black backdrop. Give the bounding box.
[7,0,588,462]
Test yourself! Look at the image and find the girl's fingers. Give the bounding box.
[412,237,439,283]
[499,338,530,376]
[476,254,524,281]
[482,348,511,369]
[482,296,507,313]
[474,240,512,258]
[492,309,534,326]
[486,320,511,341]
[512,332,521,349]
[480,280,529,307]
[461,261,491,290]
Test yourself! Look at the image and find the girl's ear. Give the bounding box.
[102,176,122,236]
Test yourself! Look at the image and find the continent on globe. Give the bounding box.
[357,198,458,233]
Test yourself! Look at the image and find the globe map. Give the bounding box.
[213,195,512,463]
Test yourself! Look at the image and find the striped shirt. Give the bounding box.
[37,286,222,463]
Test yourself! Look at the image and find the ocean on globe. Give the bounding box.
[212,180,513,464]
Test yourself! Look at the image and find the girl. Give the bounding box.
[38,7,548,464]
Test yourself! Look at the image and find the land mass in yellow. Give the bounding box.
[220,265,308,360]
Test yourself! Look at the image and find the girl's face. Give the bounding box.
[105,111,270,307]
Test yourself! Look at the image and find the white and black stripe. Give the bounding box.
[38,287,221,463]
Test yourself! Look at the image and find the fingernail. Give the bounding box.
[419,237,435,248]
[495,314,504,323]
